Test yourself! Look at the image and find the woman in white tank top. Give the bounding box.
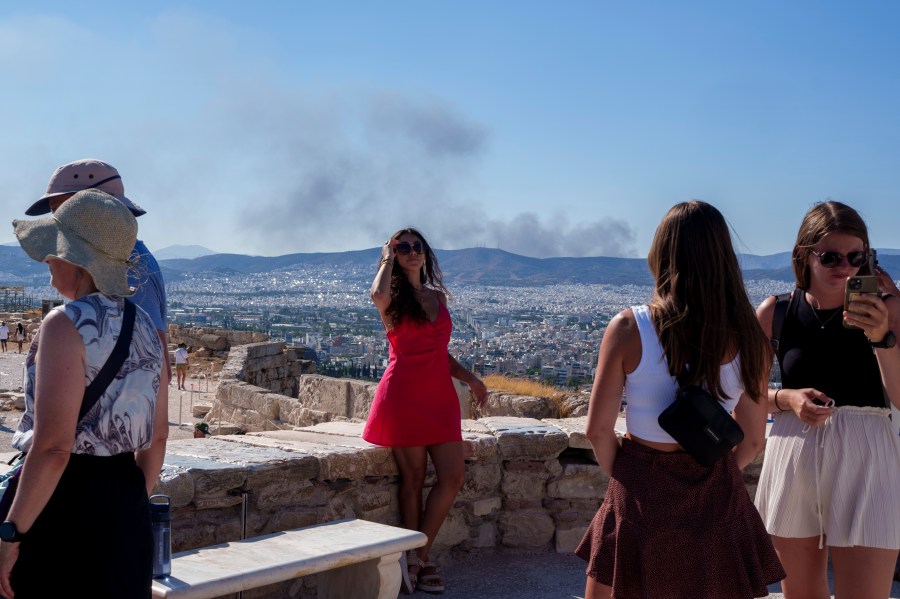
[575,200,784,599]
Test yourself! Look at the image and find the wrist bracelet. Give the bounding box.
[774,388,786,412]
[380,258,392,267]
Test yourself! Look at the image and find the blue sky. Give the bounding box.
[2,1,899,258]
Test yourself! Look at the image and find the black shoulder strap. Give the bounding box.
[78,299,136,421]
[770,291,793,353]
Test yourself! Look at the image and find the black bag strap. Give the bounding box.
[78,299,136,421]
[770,291,792,353]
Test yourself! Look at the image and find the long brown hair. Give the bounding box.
[647,200,769,402]
[792,201,871,290]
[383,227,450,324]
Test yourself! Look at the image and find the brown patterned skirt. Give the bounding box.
[576,438,784,599]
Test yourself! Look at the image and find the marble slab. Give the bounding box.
[151,518,426,599]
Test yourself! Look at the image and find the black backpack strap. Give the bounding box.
[78,299,136,421]
[770,291,793,353]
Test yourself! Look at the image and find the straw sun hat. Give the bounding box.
[13,189,137,296]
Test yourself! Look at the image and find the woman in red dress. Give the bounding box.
[363,227,487,594]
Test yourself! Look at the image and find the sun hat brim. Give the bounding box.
[26,191,146,218]
[13,191,137,297]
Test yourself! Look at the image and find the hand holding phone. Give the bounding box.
[843,275,879,329]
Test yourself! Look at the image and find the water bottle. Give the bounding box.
[150,494,172,578]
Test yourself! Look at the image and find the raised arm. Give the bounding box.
[371,241,395,324]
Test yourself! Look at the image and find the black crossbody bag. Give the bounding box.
[0,299,136,520]
[658,366,744,467]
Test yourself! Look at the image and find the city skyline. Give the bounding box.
[2,2,900,258]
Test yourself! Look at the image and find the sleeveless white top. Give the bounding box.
[13,293,164,455]
[624,305,745,443]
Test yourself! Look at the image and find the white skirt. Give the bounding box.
[755,406,900,549]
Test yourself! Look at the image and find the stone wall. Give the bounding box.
[167,324,270,357]
[206,342,321,431]
[154,417,764,599]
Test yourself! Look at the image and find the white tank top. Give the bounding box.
[624,305,745,443]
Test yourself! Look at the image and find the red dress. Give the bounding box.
[363,302,462,447]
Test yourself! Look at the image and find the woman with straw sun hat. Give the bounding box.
[0,189,167,598]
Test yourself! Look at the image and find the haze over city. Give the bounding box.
[2,1,899,258]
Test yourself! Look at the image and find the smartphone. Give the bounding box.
[843,275,878,329]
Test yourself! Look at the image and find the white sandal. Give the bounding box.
[417,560,445,594]
[401,550,424,594]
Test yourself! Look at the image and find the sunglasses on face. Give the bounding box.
[810,249,868,269]
[395,241,424,256]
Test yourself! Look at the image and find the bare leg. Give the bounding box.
[831,546,899,599]
[773,536,830,599]
[584,577,613,598]
[416,441,465,560]
[392,446,427,534]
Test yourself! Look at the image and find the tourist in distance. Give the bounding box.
[363,227,488,595]
[0,322,8,352]
[577,201,784,598]
[0,190,167,598]
[754,201,900,599]
[175,342,191,390]
[15,323,26,354]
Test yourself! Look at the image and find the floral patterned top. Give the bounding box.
[13,293,164,456]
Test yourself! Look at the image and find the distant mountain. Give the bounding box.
[153,245,218,260]
[2,244,899,288]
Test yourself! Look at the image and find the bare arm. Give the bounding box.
[731,387,768,470]
[371,242,395,325]
[448,354,488,407]
[135,337,169,495]
[585,309,638,476]
[756,295,834,426]
[158,329,172,384]
[0,312,83,594]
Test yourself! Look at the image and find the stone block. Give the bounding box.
[501,469,549,499]
[499,510,555,548]
[299,375,351,417]
[153,466,195,508]
[471,522,497,548]
[555,524,589,553]
[462,432,498,462]
[458,463,502,500]
[547,462,608,499]
[479,393,557,419]
[200,334,228,351]
[541,416,591,450]
[478,417,568,460]
[472,497,501,517]
[347,379,378,419]
[431,509,469,554]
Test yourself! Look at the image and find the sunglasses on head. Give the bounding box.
[395,241,424,256]
[810,249,868,269]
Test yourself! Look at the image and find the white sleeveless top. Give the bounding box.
[624,305,745,443]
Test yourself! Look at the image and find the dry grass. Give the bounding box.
[482,374,562,399]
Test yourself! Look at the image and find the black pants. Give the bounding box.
[10,452,152,598]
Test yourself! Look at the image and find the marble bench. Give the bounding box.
[151,518,427,599]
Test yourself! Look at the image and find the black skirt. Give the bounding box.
[11,452,152,599]
[576,438,784,599]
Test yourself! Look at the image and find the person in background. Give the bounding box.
[754,201,900,599]
[363,227,487,595]
[0,322,8,352]
[577,201,784,598]
[193,422,210,439]
[25,158,170,384]
[174,343,190,390]
[0,189,167,598]
[15,323,26,354]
